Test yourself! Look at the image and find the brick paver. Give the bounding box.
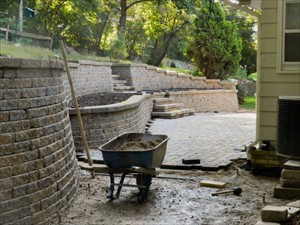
[85,112,256,170]
[148,112,256,168]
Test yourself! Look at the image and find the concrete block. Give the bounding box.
[283,160,300,170]
[287,200,300,208]
[261,205,288,222]
[280,178,300,188]
[274,185,300,199]
[284,206,300,215]
[255,221,280,225]
[281,168,300,179]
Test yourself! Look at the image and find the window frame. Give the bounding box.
[277,0,300,73]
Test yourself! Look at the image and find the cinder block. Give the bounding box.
[280,178,300,188]
[274,185,300,199]
[281,168,300,179]
[287,200,300,208]
[261,205,288,222]
[255,221,280,225]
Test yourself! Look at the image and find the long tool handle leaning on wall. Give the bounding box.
[59,40,95,178]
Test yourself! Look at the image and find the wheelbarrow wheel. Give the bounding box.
[136,174,152,203]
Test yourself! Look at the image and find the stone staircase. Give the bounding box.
[112,74,135,92]
[151,98,195,119]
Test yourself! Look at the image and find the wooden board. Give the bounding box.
[200,180,226,188]
[78,161,158,175]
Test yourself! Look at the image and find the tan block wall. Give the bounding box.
[64,61,114,101]
[168,90,239,112]
[0,58,78,225]
[111,64,236,91]
[69,94,153,151]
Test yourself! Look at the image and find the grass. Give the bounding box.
[0,40,57,58]
[0,40,120,63]
[248,72,257,81]
[240,96,256,110]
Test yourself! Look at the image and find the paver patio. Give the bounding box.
[84,112,256,170]
[147,112,256,169]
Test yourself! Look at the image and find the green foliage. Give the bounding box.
[187,0,242,80]
[248,72,257,81]
[229,67,248,80]
[141,0,191,66]
[240,96,256,109]
[224,6,257,75]
[107,30,128,62]
[0,0,257,73]
[236,84,245,104]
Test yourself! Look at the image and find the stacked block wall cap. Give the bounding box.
[190,76,206,80]
[0,57,64,69]
[112,63,148,67]
[69,60,112,66]
[69,93,148,114]
[168,89,237,96]
[205,79,221,83]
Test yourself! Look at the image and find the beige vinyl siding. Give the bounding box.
[260,68,299,82]
[260,112,277,126]
[258,0,300,145]
[260,83,300,96]
[261,24,277,38]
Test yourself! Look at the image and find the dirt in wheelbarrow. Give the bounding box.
[115,139,162,151]
[50,161,300,225]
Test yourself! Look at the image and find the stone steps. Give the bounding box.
[152,97,194,119]
[112,74,135,92]
[153,103,183,112]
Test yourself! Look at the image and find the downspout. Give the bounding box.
[246,15,261,161]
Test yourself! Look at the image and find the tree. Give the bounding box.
[224,5,257,75]
[141,0,190,66]
[187,0,242,80]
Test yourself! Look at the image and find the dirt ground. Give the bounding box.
[50,161,300,225]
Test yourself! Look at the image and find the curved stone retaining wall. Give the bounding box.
[0,58,78,225]
[69,93,152,151]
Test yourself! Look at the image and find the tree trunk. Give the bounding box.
[147,40,159,65]
[18,0,23,32]
[96,16,109,56]
[118,0,127,33]
[153,32,175,66]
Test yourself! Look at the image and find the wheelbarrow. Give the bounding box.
[98,132,169,202]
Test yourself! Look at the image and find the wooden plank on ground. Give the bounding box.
[200,180,226,188]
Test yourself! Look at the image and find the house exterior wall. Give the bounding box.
[257,0,300,147]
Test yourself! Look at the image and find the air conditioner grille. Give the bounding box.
[276,96,300,159]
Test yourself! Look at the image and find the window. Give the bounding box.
[278,0,300,72]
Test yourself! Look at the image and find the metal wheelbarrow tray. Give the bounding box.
[99,132,169,169]
[98,133,169,202]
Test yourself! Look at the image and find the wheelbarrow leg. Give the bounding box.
[116,173,127,198]
[137,174,152,203]
[107,173,115,199]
